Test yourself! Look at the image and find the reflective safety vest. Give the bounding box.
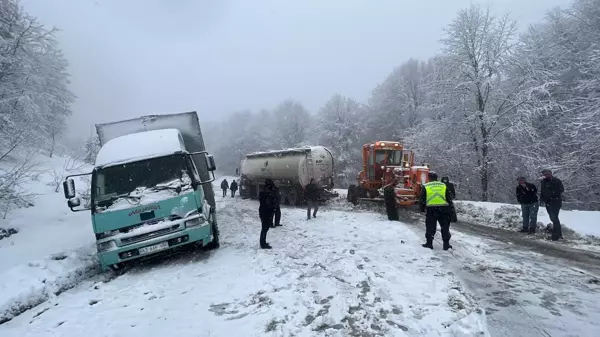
[425,181,449,207]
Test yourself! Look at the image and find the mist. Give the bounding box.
[22,0,565,139]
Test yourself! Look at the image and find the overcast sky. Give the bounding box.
[22,0,568,138]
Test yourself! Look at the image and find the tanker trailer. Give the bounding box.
[239,146,337,205]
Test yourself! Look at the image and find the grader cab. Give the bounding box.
[347,141,430,207]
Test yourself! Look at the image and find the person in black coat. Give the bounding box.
[220,179,228,197]
[258,179,278,249]
[516,177,539,233]
[441,176,458,223]
[230,180,238,198]
[305,178,319,220]
[540,169,564,241]
[383,180,398,221]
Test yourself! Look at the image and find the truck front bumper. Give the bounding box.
[97,224,212,270]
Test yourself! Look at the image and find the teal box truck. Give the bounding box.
[62,112,220,271]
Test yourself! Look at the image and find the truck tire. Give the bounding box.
[204,210,220,250]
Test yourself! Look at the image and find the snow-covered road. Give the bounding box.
[389,209,600,337]
[0,193,488,336]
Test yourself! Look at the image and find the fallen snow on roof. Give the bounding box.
[95,129,186,167]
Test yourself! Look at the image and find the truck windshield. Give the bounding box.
[93,154,193,207]
[375,150,403,166]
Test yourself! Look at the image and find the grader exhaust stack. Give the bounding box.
[347,141,430,207]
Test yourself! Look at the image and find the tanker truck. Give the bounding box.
[239,146,337,205]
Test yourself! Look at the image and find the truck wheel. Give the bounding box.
[287,189,298,206]
[204,214,220,250]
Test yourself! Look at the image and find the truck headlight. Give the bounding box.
[97,240,116,252]
[185,214,206,227]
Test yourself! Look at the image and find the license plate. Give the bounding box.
[139,241,169,255]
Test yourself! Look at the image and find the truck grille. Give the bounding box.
[121,225,180,245]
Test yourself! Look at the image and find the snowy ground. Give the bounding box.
[454,201,600,252]
[455,201,600,238]
[435,230,600,337]
[0,177,490,336]
[333,189,600,336]
[0,155,97,324]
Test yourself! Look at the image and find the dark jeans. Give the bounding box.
[546,201,562,239]
[259,214,273,247]
[520,202,539,232]
[385,201,398,221]
[307,200,319,219]
[231,190,236,197]
[425,207,451,243]
[273,206,281,226]
[222,189,227,197]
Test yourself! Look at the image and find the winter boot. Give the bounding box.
[261,243,272,249]
[443,242,453,250]
[422,240,433,249]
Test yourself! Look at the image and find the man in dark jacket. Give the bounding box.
[516,177,539,234]
[540,169,564,241]
[220,179,229,197]
[420,172,454,250]
[258,179,278,249]
[383,181,398,221]
[230,180,238,198]
[272,185,282,227]
[441,176,458,223]
[305,178,319,220]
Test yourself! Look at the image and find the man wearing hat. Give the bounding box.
[540,169,564,241]
[516,176,539,234]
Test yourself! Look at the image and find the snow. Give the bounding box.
[0,155,99,324]
[0,175,490,336]
[98,176,194,213]
[456,200,600,238]
[94,129,186,168]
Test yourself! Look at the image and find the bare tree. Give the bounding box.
[435,4,529,201]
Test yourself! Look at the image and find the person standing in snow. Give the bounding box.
[441,176,458,223]
[258,179,278,249]
[383,180,399,221]
[540,169,564,241]
[516,177,539,234]
[230,180,238,198]
[305,178,319,220]
[420,172,454,250]
[220,179,229,197]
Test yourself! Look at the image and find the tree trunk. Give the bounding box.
[49,133,55,158]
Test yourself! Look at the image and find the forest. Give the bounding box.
[204,0,600,210]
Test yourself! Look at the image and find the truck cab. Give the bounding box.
[63,120,219,271]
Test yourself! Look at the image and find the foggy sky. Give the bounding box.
[22,0,568,139]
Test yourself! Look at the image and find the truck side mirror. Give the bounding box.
[68,197,81,208]
[206,154,216,172]
[63,179,76,199]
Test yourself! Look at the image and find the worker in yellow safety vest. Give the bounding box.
[419,172,454,250]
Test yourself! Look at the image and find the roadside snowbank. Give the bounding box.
[0,246,99,324]
[0,155,100,324]
[0,155,94,270]
[455,201,600,238]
